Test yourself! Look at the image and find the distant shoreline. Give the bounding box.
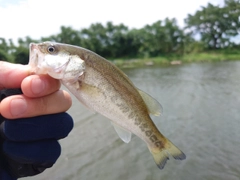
[112,52,240,68]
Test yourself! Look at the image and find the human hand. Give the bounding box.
[0,62,73,179]
[0,61,72,118]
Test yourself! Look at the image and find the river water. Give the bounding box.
[23,61,240,180]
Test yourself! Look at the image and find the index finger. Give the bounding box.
[0,61,30,89]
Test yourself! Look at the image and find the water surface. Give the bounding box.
[24,61,240,180]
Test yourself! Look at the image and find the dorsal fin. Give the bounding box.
[111,122,132,143]
[138,89,163,116]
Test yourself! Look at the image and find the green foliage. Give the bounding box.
[51,26,82,45]
[0,49,10,61]
[0,38,15,62]
[18,36,39,48]
[13,46,29,65]
[139,18,187,57]
[0,1,239,64]
[185,0,240,49]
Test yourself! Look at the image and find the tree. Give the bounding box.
[138,18,186,57]
[185,0,240,49]
[18,36,39,48]
[224,0,240,41]
[0,49,10,61]
[0,38,15,62]
[105,22,132,58]
[79,22,133,58]
[162,18,186,55]
[80,23,108,56]
[121,28,142,58]
[52,26,82,46]
[13,46,29,64]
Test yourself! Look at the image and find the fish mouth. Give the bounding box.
[30,43,37,51]
[28,43,40,72]
[28,43,71,78]
[29,43,39,58]
[28,43,49,75]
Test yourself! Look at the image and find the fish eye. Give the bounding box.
[47,46,56,53]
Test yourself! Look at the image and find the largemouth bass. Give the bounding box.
[29,42,186,169]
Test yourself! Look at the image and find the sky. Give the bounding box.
[0,0,225,43]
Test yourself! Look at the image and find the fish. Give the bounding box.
[28,41,186,169]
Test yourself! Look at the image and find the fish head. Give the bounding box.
[29,41,85,82]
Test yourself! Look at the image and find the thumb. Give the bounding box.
[0,62,30,89]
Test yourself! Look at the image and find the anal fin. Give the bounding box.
[111,122,132,143]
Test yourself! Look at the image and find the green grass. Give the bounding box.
[113,57,169,68]
[112,51,240,68]
[182,52,240,62]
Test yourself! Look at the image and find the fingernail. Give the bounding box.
[10,98,27,117]
[31,77,45,95]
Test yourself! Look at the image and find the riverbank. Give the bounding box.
[113,51,240,68]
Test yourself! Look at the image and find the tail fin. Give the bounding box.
[148,139,186,169]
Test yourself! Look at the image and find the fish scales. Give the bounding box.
[29,42,186,169]
[78,53,163,145]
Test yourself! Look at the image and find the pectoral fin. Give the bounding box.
[111,122,132,143]
[138,89,163,116]
[61,80,97,112]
